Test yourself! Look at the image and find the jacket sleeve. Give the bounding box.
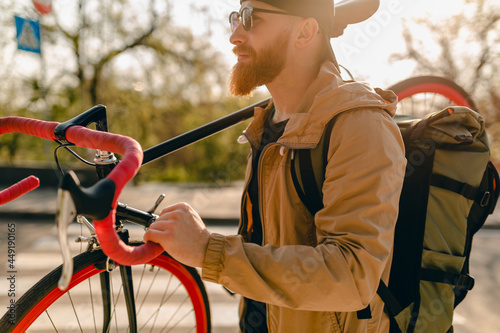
[201,109,406,312]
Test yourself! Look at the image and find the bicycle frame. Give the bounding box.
[143,98,267,163]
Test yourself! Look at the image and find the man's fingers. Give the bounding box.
[144,228,169,243]
[159,202,191,215]
[148,219,170,229]
[143,229,158,243]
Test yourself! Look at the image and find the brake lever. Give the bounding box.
[56,186,77,291]
[147,194,165,214]
[55,170,115,290]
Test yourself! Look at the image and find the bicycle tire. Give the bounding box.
[387,76,477,117]
[0,242,211,333]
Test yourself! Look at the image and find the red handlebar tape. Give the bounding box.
[0,175,40,205]
[0,116,163,265]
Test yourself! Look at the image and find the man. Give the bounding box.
[144,0,406,332]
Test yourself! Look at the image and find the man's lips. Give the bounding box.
[236,53,250,61]
[233,46,254,62]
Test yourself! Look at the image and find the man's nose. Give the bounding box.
[229,22,247,45]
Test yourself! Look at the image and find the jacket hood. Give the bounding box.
[244,61,397,149]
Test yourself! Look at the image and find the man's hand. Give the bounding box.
[144,202,211,268]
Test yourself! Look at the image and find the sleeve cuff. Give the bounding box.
[201,233,226,283]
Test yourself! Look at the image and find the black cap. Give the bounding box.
[240,0,336,37]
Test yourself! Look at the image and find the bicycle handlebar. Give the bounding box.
[0,116,164,266]
[0,175,40,205]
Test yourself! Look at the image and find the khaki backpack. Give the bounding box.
[291,106,499,333]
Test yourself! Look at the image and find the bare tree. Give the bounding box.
[391,0,500,122]
[0,0,257,181]
[390,0,500,161]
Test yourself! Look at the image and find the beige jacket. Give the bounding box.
[202,62,406,332]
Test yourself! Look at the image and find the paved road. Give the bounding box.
[0,219,499,332]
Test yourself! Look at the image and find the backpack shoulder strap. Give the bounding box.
[290,115,337,216]
[292,113,396,321]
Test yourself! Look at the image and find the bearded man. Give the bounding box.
[145,1,406,332]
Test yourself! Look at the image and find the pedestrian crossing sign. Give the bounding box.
[14,16,41,54]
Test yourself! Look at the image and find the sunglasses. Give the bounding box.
[229,6,297,33]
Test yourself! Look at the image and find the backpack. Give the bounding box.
[291,106,499,333]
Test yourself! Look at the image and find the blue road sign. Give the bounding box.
[14,16,41,54]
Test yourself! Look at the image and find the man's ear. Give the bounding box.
[295,18,320,48]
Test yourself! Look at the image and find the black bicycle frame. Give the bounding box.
[141,98,269,164]
[55,98,269,165]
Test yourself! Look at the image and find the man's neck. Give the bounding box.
[266,63,320,123]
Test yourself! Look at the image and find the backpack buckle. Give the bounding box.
[455,274,475,291]
[480,191,491,207]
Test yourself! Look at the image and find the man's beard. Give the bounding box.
[229,32,290,97]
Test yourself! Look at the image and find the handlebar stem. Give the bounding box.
[95,150,118,165]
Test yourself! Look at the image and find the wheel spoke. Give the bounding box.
[137,265,162,316]
[44,310,59,332]
[134,265,148,301]
[150,273,175,331]
[88,277,98,333]
[67,291,84,332]
[141,274,178,330]
[162,295,192,333]
[109,275,122,333]
[163,301,195,333]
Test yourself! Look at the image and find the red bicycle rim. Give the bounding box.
[396,82,472,108]
[14,255,209,333]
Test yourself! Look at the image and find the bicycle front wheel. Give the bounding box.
[388,76,477,118]
[0,243,211,333]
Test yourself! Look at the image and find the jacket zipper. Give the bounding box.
[238,147,253,238]
[238,133,264,239]
[257,145,269,245]
[256,143,274,333]
[257,142,292,246]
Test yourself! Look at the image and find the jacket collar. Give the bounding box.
[242,61,397,149]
